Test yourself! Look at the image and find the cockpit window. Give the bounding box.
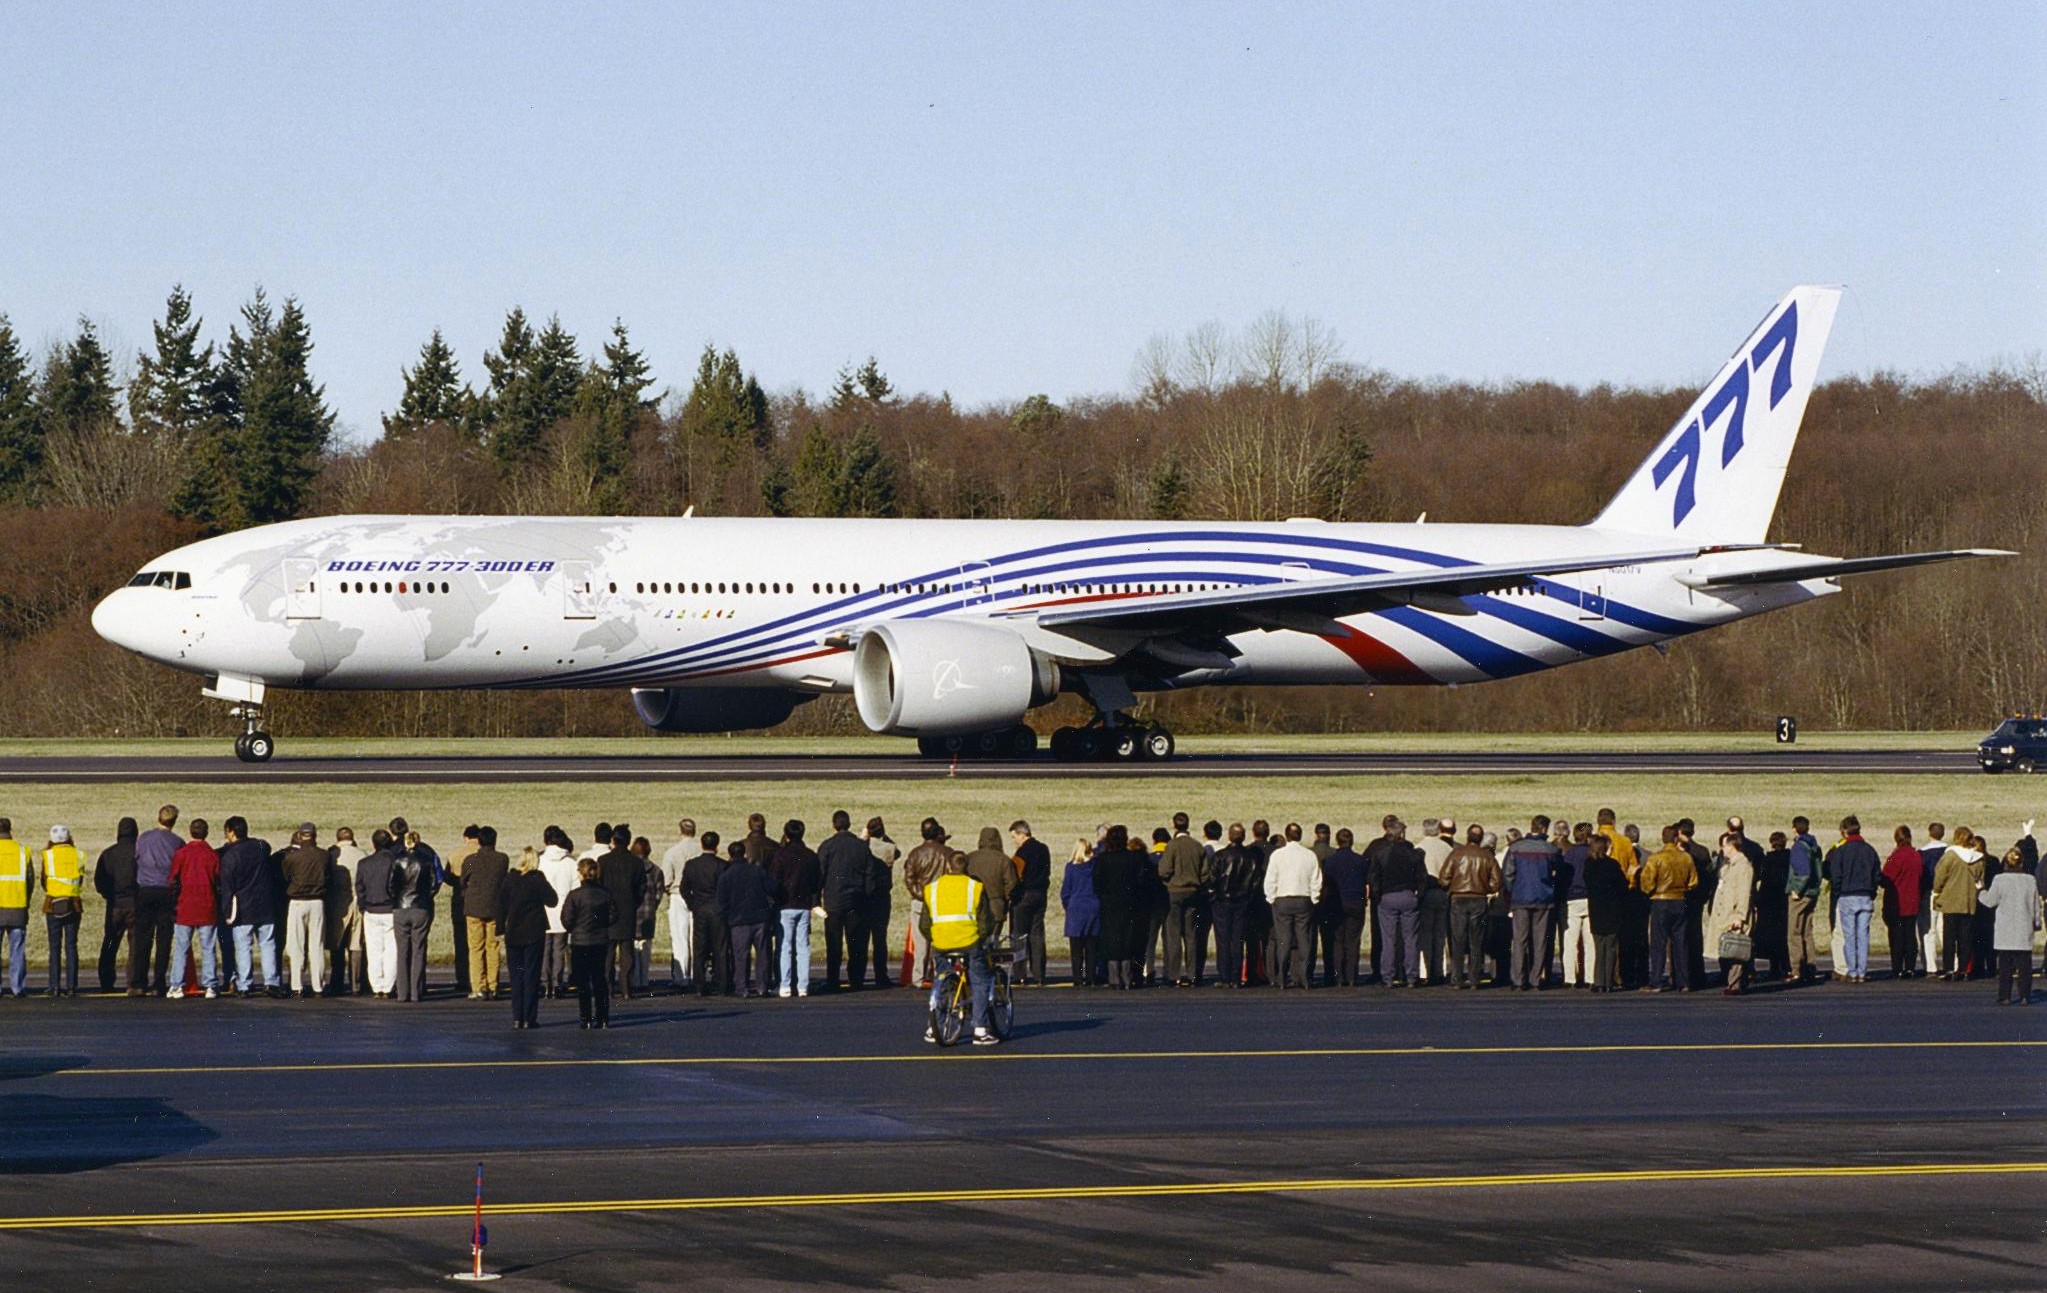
[174,572,191,590]
[126,571,190,590]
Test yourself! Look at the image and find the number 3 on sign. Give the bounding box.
[1654,301,1800,525]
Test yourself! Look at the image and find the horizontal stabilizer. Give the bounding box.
[1679,548,2015,589]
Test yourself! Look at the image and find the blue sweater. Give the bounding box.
[1061,860,1101,937]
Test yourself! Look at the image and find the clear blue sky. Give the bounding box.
[3,2,2041,440]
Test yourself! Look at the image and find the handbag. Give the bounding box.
[43,896,77,919]
[1717,929,1753,962]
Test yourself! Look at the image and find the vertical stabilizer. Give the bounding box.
[1592,286,1840,543]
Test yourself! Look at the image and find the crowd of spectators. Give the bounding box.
[0,803,2039,1021]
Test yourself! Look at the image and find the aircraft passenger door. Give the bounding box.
[1578,583,1607,621]
[562,561,599,620]
[959,561,994,607]
[283,559,321,620]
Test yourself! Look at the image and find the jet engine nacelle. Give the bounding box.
[631,686,813,734]
[852,620,1059,737]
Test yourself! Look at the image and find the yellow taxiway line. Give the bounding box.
[1,1162,2041,1231]
[54,1037,2047,1078]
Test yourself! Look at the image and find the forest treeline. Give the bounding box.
[1,286,2041,739]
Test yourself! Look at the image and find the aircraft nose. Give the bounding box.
[92,588,161,659]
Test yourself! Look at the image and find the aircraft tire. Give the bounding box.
[243,731,275,763]
[1143,727,1175,761]
[1006,725,1038,759]
[1108,727,1142,761]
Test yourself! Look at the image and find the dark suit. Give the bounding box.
[597,847,645,996]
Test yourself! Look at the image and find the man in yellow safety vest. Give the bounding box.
[0,818,32,998]
[920,854,996,1045]
[42,824,86,996]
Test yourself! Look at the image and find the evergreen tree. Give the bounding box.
[383,328,470,437]
[0,316,41,501]
[832,355,895,411]
[174,290,272,527]
[838,427,898,517]
[680,345,770,450]
[230,296,335,525]
[480,309,581,469]
[572,320,655,512]
[1146,455,1190,520]
[39,317,120,440]
[787,424,845,515]
[129,285,217,440]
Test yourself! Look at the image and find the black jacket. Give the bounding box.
[766,841,823,910]
[460,849,511,922]
[715,859,780,927]
[818,831,872,912]
[559,881,616,946]
[596,847,644,940]
[356,848,399,914]
[218,837,280,926]
[94,821,139,909]
[1014,838,1052,896]
[1211,844,1261,902]
[391,849,438,912]
[682,852,726,912]
[497,870,559,947]
[1367,840,1427,896]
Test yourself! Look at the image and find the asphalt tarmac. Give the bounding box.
[0,747,1982,783]
[0,975,2042,1290]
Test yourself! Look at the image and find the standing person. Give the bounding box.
[1824,816,1881,984]
[169,820,222,999]
[962,827,1019,968]
[1504,816,1561,991]
[1207,824,1258,988]
[1978,848,2041,1005]
[1061,837,1102,987]
[1784,816,1824,983]
[1416,817,1455,985]
[92,817,139,995]
[1008,821,1052,987]
[0,819,32,998]
[326,827,367,995]
[862,818,898,989]
[458,826,510,1000]
[1881,825,1926,980]
[217,817,283,999]
[390,831,438,1003]
[40,825,85,997]
[278,823,331,998]
[1441,825,1502,989]
[659,819,701,990]
[1320,828,1368,987]
[1931,827,1985,980]
[132,806,180,997]
[1092,826,1143,989]
[819,810,871,992]
[1638,825,1699,992]
[399,818,458,995]
[498,847,558,1029]
[716,838,780,997]
[1366,821,1425,988]
[681,830,729,997]
[355,829,400,998]
[767,820,822,998]
[1158,813,1209,987]
[536,826,579,997]
[1676,819,1715,990]
[1133,841,1170,987]
[630,835,663,994]
[1556,824,1594,988]
[1918,824,1949,980]
[1752,829,1791,982]
[1582,834,1626,991]
[1244,820,1276,986]
[596,826,643,999]
[901,819,952,989]
[1706,832,1756,994]
[1264,824,1323,990]
[560,858,618,1028]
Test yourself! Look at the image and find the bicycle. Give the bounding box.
[928,938,1015,1046]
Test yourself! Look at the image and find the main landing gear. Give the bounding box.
[230,705,275,764]
[915,725,1040,761]
[1048,715,1175,763]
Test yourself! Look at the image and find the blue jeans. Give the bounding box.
[1837,894,1874,978]
[777,909,811,995]
[2,925,24,995]
[232,923,278,991]
[171,924,219,989]
[927,941,991,1030]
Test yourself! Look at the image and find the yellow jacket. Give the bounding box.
[1636,844,1698,900]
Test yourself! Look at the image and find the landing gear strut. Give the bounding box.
[1048,713,1175,763]
[230,705,275,764]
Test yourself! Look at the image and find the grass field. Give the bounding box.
[0,741,2038,977]
[0,729,1989,760]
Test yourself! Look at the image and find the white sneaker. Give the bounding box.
[778,987,792,998]
[973,1029,998,1046]
[797,988,808,997]
[203,987,217,999]
[923,1026,937,1043]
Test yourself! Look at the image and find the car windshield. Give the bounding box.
[1992,719,2043,739]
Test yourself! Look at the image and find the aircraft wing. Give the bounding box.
[1022,545,1730,646]
[1677,548,2015,589]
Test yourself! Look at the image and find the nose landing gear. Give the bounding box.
[228,705,275,764]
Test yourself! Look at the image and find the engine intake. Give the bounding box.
[631,686,812,734]
[853,620,1058,737]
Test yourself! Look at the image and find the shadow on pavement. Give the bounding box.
[0,1093,218,1174]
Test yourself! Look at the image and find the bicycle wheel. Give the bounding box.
[988,967,1015,1040]
[931,970,968,1046]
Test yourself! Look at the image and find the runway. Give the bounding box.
[1,979,2041,1289]
[0,747,1982,783]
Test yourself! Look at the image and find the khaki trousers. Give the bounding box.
[466,917,502,993]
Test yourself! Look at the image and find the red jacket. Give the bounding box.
[171,841,221,925]
[1881,846,1924,919]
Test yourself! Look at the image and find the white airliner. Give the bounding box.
[93,286,2008,762]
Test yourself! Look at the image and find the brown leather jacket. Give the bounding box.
[902,841,954,902]
[1440,844,1502,899]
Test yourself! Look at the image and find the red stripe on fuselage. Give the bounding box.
[1320,625,1433,684]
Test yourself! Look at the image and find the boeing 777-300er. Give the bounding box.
[93,285,2010,762]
